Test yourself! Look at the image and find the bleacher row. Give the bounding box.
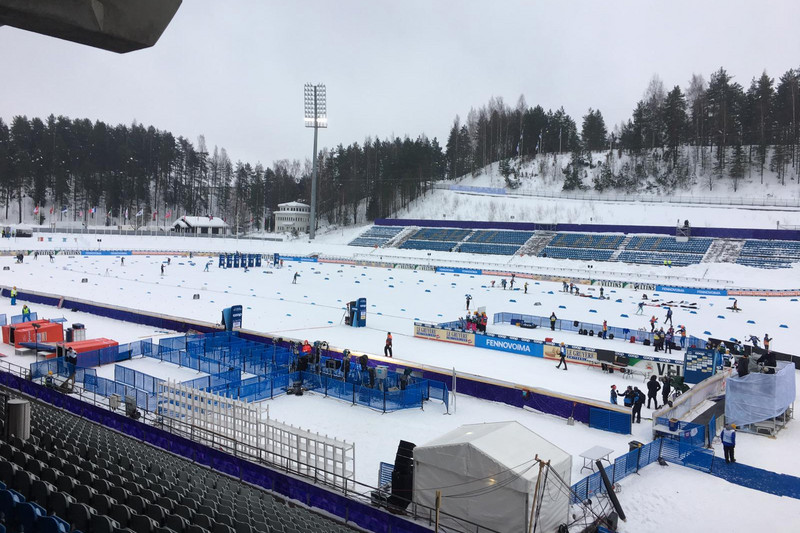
[736,240,800,269]
[347,225,800,268]
[0,393,355,533]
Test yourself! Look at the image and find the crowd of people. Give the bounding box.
[610,375,675,423]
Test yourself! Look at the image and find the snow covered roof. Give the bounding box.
[418,420,570,474]
[173,216,228,228]
[277,201,309,208]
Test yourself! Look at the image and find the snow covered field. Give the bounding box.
[1,231,798,530]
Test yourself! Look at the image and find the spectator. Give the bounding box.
[384,332,393,358]
[721,424,737,464]
[646,375,661,409]
[736,353,750,377]
[756,350,776,374]
[622,386,634,408]
[631,387,645,423]
[550,312,557,331]
[661,376,672,407]
[610,385,618,405]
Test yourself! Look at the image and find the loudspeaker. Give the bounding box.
[390,440,416,510]
[609,333,615,340]
[643,339,651,346]
[573,320,579,327]
[394,440,416,471]
[369,367,376,388]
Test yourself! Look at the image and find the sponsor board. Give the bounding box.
[728,289,800,297]
[633,359,684,377]
[591,279,656,291]
[279,256,318,263]
[82,250,133,256]
[475,335,543,357]
[543,343,597,363]
[435,266,482,275]
[656,285,728,296]
[413,324,475,346]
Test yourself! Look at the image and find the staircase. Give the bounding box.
[452,230,477,252]
[610,234,634,261]
[518,231,556,256]
[385,227,418,248]
[702,239,746,263]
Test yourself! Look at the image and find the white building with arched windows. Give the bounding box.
[274,201,310,234]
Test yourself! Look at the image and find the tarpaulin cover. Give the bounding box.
[726,361,796,427]
[414,421,571,533]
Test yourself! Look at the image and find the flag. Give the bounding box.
[165,209,172,219]
[152,211,158,221]
[209,215,213,220]
[124,208,129,219]
[135,209,143,217]
[90,207,96,214]
[50,206,54,214]
[78,210,83,218]
[61,206,68,214]
[107,209,112,218]
[34,206,39,215]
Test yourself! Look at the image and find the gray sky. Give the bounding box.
[2,0,798,166]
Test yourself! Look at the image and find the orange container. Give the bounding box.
[12,321,64,348]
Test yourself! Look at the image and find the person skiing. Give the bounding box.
[550,312,557,331]
[49,252,54,263]
[748,335,760,348]
[167,257,171,265]
[650,315,658,332]
[646,375,661,409]
[465,294,472,311]
[610,385,618,405]
[501,278,507,290]
[160,263,165,276]
[631,387,645,423]
[204,261,211,272]
[599,287,604,299]
[562,281,568,292]
[524,282,528,294]
[665,307,673,325]
[763,334,772,353]
[636,301,645,315]
[10,286,17,306]
[556,342,568,370]
[384,332,393,358]
[721,424,737,464]
[490,280,495,288]
[292,272,299,284]
[33,251,38,260]
[120,256,124,266]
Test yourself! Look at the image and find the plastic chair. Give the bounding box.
[16,501,46,531]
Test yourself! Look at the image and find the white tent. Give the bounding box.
[413,421,572,533]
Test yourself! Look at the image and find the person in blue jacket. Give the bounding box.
[610,385,618,404]
[721,424,736,463]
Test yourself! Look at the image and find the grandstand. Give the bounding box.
[737,240,800,269]
[348,223,800,268]
[0,390,358,533]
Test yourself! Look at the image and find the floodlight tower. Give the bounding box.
[304,83,327,240]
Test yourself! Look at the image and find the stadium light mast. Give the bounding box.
[304,83,327,240]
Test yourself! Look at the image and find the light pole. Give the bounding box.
[304,83,327,240]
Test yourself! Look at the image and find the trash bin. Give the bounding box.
[669,418,679,432]
[628,440,644,452]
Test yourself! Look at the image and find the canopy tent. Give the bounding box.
[413,421,571,533]
[726,360,796,427]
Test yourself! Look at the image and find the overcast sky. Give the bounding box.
[2,0,798,166]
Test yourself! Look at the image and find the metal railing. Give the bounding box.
[436,183,800,209]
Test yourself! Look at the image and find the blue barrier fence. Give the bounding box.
[84,373,158,411]
[0,314,5,326]
[115,365,164,394]
[10,312,38,324]
[29,357,96,383]
[589,407,632,434]
[494,311,704,349]
[570,438,714,503]
[656,417,706,447]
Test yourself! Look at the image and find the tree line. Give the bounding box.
[1,65,797,228]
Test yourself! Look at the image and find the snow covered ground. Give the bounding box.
[1,231,798,530]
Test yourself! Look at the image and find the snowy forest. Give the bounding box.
[0,66,798,229]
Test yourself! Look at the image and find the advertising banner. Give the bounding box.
[474,335,543,357]
[656,285,728,296]
[543,343,597,363]
[81,250,132,256]
[435,266,482,275]
[413,324,475,346]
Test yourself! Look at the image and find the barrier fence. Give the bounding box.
[493,311,704,349]
[570,437,715,503]
[10,312,39,324]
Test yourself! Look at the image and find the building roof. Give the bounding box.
[173,216,228,228]
[277,201,310,209]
